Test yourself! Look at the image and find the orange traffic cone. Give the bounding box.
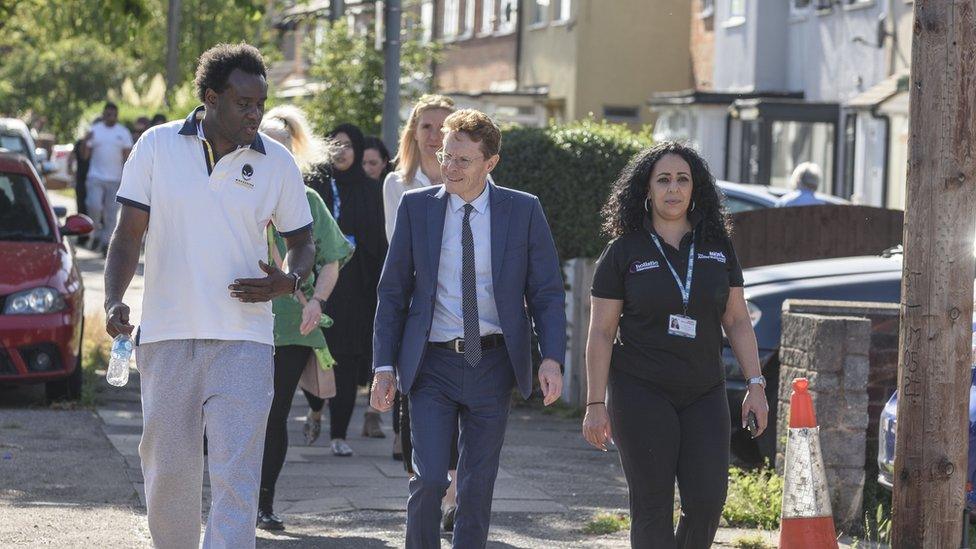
[779,378,839,549]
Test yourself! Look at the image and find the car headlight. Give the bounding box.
[746,300,762,327]
[3,287,66,314]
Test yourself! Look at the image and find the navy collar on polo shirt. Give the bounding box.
[178,105,266,155]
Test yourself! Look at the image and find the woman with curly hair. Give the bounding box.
[582,142,768,548]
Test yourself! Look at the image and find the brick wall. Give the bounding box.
[690,0,715,90]
[777,311,871,531]
[434,36,518,93]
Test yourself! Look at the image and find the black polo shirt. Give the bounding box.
[591,214,744,389]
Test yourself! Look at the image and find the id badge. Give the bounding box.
[668,314,697,339]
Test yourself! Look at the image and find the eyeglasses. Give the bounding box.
[435,151,479,169]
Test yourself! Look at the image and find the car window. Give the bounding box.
[723,195,767,214]
[0,172,52,240]
[0,134,28,155]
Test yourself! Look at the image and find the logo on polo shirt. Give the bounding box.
[235,164,255,188]
[629,260,660,273]
[697,251,727,263]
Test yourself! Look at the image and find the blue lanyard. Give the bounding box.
[649,231,695,315]
[330,177,341,221]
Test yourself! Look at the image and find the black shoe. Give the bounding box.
[257,509,285,531]
[441,506,456,532]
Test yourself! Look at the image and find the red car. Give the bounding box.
[0,150,92,400]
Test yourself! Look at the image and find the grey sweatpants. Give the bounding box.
[136,339,274,549]
[85,177,121,244]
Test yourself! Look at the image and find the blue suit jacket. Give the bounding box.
[373,182,567,398]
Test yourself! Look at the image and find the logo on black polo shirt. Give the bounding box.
[235,164,255,188]
[629,260,660,273]
[697,251,727,263]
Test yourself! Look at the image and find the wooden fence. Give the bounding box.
[731,205,904,268]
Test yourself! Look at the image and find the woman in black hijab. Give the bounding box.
[303,123,388,456]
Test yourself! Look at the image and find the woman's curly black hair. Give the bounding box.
[194,43,267,102]
[600,141,733,243]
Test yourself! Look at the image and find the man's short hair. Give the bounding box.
[442,109,501,158]
[194,43,267,102]
[790,162,822,191]
[104,102,118,112]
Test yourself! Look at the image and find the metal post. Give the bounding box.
[381,0,402,152]
[165,0,182,100]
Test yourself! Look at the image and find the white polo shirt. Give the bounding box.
[87,121,133,181]
[116,107,313,346]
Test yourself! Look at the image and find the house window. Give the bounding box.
[553,0,571,22]
[793,0,811,7]
[498,0,517,33]
[444,0,460,38]
[729,0,746,17]
[531,0,549,26]
[421,0,434,42]
[482,0,495,33]
[463,0,475,36]
[814,0,833,10]
[769,120,835,190]
[603,105,640,124]
[840,114,857,199]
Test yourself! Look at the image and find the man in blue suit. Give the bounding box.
[370,109,566,548]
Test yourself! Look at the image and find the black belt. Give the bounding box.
[430,334,505,353]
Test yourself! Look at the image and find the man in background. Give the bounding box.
[83,102,132,255]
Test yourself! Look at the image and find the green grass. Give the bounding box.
[732,534,775,549]
[722,465,783,530]
[583,512,630,535]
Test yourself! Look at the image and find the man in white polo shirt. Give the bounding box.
[103,43,315,549]
[83,101,133,254]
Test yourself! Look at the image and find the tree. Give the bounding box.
[303,17,440,136]
[0,37,131,140]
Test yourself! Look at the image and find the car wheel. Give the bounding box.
[46,321,85,402]
[45,354,83,401]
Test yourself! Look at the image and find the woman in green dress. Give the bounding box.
[256,106,354,531]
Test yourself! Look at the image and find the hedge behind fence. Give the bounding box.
[494,120,652,261]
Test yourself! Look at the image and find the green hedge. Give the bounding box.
[495,119,652,261]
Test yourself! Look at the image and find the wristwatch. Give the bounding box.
[747,375,767,389]
[313,297,327,310]
[288,272,301,293]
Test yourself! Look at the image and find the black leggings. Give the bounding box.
[260,345,312,512]
[302,352,366,440]
[607,368,730,549]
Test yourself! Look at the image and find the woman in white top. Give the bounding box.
[382,94,455,241]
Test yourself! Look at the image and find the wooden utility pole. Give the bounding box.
[892,1,976,547]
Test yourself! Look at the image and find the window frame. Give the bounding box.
[497,0,518,34]
[443,0,460,39]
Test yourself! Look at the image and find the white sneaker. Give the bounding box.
[331,439,353,457]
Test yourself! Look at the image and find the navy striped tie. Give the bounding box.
[461,204,482,366]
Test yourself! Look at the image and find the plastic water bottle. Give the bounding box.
[107,335,133,387]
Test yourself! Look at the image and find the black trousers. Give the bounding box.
[302,352,366,440]
[608,368,730,549]
[259,345,312,512]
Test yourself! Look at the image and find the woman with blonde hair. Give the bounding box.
[256,105,354,531]
[382,94,455,241]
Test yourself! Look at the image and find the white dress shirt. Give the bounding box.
[429,183,502,342]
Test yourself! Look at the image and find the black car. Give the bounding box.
[726,249,903,464]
